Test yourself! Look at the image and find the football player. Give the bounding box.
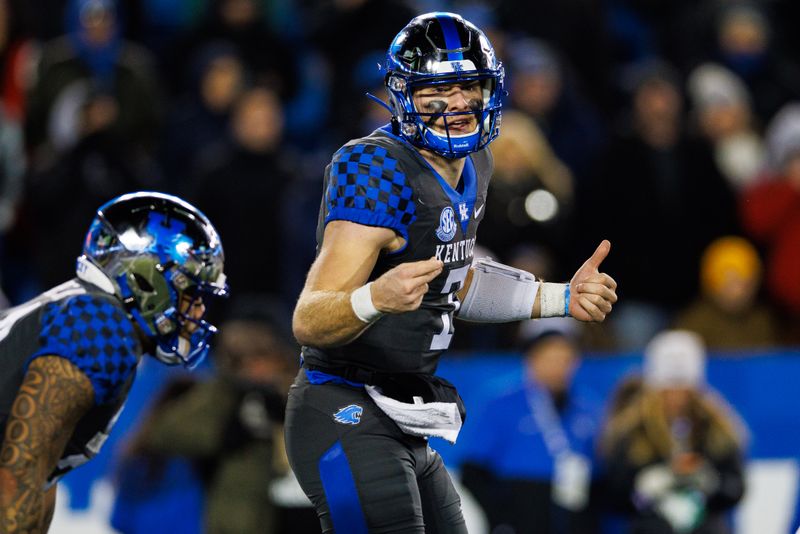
[286,12,617,533]
[0,192,227,532]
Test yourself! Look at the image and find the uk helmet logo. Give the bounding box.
[333,404,363,425]
[436,206,457,242]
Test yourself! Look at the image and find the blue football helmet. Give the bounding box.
[77,192,228,369]
[383,12,504,158]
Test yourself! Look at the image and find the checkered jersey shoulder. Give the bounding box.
[32,293,141,405]
[325,141,417,239]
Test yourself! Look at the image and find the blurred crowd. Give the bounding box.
[99,312,756,534]
[3,0,800,352]
[460,324,748,534]
[1,0,799,531]
[0,0,800,534]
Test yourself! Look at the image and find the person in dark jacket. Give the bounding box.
[600,330,746,534]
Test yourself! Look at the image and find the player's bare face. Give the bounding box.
[413,80,483,135]
[178,293,206,339]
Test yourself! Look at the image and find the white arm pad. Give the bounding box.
[457,257,540,322]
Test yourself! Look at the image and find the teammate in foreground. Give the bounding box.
[286,12,617,533]
[0,192,228,533]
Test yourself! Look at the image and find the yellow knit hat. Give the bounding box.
[700,236,762,296]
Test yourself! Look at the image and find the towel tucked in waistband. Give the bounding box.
[365,384,463,444]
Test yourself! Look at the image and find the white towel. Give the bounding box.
[365,385,463,444]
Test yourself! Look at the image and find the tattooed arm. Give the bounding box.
[0,356,94,533]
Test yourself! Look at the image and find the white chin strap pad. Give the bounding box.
[457,257,539,323]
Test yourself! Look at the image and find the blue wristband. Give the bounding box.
[564,285,571,317]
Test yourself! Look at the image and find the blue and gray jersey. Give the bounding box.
[0,279,142,485]
[302,126,493,375]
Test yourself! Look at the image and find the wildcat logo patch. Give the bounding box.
[333,404,363,425]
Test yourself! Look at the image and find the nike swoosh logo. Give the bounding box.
[474,204,484,218]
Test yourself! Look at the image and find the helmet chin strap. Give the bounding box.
[75,255,117,295]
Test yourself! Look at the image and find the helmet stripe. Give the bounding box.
[436,14,464,61]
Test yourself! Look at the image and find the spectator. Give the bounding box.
[600,330,746,534]
[675,236,780,349]
[160,41,246,192]
[583,60,739,349]
[739,103,800,342]
[709,1,800,124]
[507,38,606,186]
[0,102,24,307]
[166,0,298,100]
[307,0,415,138]
[0,104,23,235]
[25,0,161,162]
[126,306,297,534]
[478,110,575,274]
[191,85,293,303]
[496,0,613,112]
[25,87,161,289]
[604,0,701,76]
[0,0,36,121]
[687,62,765,192]
[461,318,603,534]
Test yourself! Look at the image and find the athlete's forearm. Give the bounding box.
[41,488,56,533]
[531,291,542,318]
[1,357,93,533]
[0,466,47,533]
[293,289,371,348]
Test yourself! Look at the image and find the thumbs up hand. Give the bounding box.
[568,240,618,322]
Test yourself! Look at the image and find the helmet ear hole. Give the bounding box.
[132,273,155,293]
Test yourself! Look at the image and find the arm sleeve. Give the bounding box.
[325,143,417,240]
[30,295,140,406]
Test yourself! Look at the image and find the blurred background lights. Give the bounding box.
[524,189,559,222]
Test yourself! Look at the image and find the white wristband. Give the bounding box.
[350,282,384,323]
[540,282,570,318]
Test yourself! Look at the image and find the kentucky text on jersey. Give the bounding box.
[304,125,492,371]
[435,237,476,264]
